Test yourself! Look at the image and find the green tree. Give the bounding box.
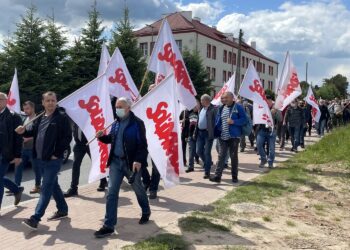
[316,84,341,100]
[109,7,146,88]
[44,14,68,95]
[2,5,48,104]
[182,49,212,98]
[323,74,348,98]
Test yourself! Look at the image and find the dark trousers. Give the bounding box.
[71,144,90,190]
[240,132,255,149]
[214,138,240,179]
[307,118,312,136]
[181,136,187,165]
[290,126,301,150]
[149,161,160,192]
[280,125,290,148]
[0,155,21,208]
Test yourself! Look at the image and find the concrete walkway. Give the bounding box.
[0,135,319,249]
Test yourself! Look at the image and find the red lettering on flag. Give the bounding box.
[109,68,137,101]
[78,96,109,173]
[158,43,195,95]
[146,101,179,175]
[7,91,16,106]
[214,84,228,100]
[249,79,268,103]
[283,72,299,98]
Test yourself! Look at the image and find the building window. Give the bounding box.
[211,68,216,81]
[246,58,249,68]
[269,66,274,76]
[175,40,182,53]
[241,74,244,82]
[140,42,148,56]
[228,71,232,79]
[223,70,227,83]
[233,53,237,65]
[223,50,227,63]
[262,79,265,88]
[257,62,261,72]
[242,56,245,68]
[207,44,211,58]
[263,63,265,74]
[228,51,232,64]
[212,46,216,59]
[150,42,155,55]
[253,60,256,67]
[206,66,211,79]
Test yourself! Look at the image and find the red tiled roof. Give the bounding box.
[134,12,278,64]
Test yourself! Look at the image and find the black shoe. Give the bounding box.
[301,144,305,149]
[240,148,245,152]
[22,218,38,230]
[185,167,194,173]
[195,158,200,164]
[139,214,150,224]
[47,211,68,221]
[224,164,229,169]
[203,174,210,179]
[232,178,238,183]
[14,186,24,206]
[209,176,221,183]
[64,188,78,198]
[97,186,106,192]
[94,226,115,238]
[259,160,267,168]
[149,191,157,200]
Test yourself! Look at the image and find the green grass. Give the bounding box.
[313,203,325,211]
[290,125,350,165]
[122,234,189,250]
[262,216,272,222]
[178,216,230,233]
[286,220,296,227]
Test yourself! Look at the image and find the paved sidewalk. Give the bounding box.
[0,135,319,250]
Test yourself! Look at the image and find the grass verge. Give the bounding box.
[122,233,189,250]
[179,216,230,233]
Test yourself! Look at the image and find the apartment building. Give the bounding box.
[134,11,278,94]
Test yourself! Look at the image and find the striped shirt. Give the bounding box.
[221,106,231,140]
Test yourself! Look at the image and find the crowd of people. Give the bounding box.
[0,90,348,238]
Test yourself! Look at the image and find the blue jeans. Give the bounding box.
[104,158,150,229]
[289,126,301,150]
[318,119,326,136]
[196,130,214,175]
[31,159,68,222]
[0,155,21,208]
[15,149,41,186]
[257,129,277,165]
[188,137,197,168]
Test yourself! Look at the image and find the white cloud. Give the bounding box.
[176,1,224,24]
[216,0,350,85]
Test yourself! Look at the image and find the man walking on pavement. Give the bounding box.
[94,97,150,238]
[0,92,24,210]
[284,99,305,152]
[210,92,247,183]
[14,101,41,194]
[16,91,72,230]
[196,94,217,179]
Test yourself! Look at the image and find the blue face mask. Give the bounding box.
[115,108,126,118]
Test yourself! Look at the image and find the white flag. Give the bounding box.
[148,19,197,110]
[132,74,183,188]
[275,52,302,110]
[98,43,111,76]
[105,48,140,102]
[211,73,236,106]
[253,102,273,126]
[305,86,321,123]
[239,61,273,127]
[7,68,21,113]
[59,75,113,183]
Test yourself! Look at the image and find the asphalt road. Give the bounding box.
[2,152,94,209]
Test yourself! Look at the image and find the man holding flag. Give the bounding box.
[94,97,150,238]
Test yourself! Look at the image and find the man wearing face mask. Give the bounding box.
[284,99,305,152]
[94,97,150,238]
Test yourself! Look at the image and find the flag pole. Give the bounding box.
[23,111,45,127]
[86,119,117,145]
[138,69,149,96]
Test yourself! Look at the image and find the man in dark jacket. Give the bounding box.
[0,92,24,210]
[196,94,217,178]
[318,100,330,137]
[94,97,150,238]
[284,99,305,152]
[16,91,72,230]
[210,92,247,183]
